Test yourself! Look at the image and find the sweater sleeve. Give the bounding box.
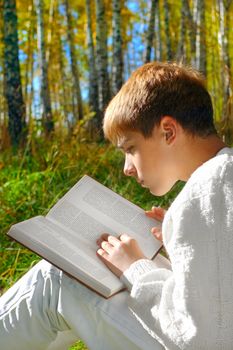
[120,253,178,349]
[120,254,172,291]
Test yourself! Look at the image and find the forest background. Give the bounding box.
[0,0,233,348]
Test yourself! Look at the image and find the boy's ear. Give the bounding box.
[160,116,177,144]
[165,131,173,141]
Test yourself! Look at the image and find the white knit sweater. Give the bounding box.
[121,147,233,349]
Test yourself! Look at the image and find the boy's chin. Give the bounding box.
[150,189,168,196]
[149,182,176,197]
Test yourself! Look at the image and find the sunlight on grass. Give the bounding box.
[1,138,182,292]
[69,340,88,350]
[0,136,184,349]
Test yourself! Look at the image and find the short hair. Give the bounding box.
[103,62,216,144]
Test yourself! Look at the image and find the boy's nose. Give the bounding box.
[123,157,136,177]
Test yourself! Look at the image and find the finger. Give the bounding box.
[151,227,161,235]
[107,235,121,246]
[96,233,110,246]
[96,249,122,277]
[151,227,162,241]
[101,240,113,254]
[152,206,166,216]
[145,211,155,217]
[145,211,162,221]
[119,233,131,242]
[97,248,109,259]
[97,248,114,266]
[146,207,165,220]
[156,232,162,241]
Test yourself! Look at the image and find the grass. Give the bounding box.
[0,136,184,349]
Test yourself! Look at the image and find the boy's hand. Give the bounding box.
[145,206,166,242]
[96,233,145,277]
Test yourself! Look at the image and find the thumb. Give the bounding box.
[151,227,163,242]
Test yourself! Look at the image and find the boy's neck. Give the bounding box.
[179,135,226,181]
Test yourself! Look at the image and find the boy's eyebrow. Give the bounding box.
[117,138,130,149]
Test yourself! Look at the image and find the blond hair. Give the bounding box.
[103,62,216,144]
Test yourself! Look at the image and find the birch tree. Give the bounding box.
[183,0,196,66]
[35,0,54,134]
[57,26,69,128]
[24,0,35,127]
[193,0,206,75]
[0,5,9,148]
[154,1,162,61]
[3,0,26,148]
[164,0,172,61]
[143,0,157,63]
[218,0,233,144]
[218,0,231,102]
[64,0,83,123]
[85,0,99,121]
[112,0,124,94]
[95,0,111,117]
[46,0,55,67]
[176,0,186,61]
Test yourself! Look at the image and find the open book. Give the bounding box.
[8,175,162,298]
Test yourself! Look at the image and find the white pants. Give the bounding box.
[0,259,165,350]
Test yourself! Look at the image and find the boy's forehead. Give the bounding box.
[117,131,145,148]
[117,132,137,148]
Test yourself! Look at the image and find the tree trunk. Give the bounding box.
[208,5,219,123]
[28,41,35,137]
[95,0,111,118]
[35,0,54,135]
[85,0,99,123]
[0,4,9,149]
[183,0,196,66]
[194,0,206,75]
[218,0,231,101]
[164,0,172,61]
[144,0,157,63]
[46,0,55,66]
[154,1,162,61]
[176,0,186,61]
[64,0,83,123]
[225,1,232,80]
[3,0,26,148]
[198,0,206,75]
[112,0,124,94]
[24,0,35,121]
[57,26,70,130]
[218,0,233,144]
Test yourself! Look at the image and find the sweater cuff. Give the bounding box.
[120,259,157,291]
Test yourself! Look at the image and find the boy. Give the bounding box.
[0,62,232,349]
[96,62,233,349]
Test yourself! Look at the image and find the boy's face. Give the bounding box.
[118,125,179,196]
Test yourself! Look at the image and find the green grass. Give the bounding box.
[0,137,184,349]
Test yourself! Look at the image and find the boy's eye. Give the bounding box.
[126,146,134,154]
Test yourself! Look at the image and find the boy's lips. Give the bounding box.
[141,183,148,188]
[138,180,148,188]
[135,177,148,188]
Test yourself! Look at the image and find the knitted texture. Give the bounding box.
[122,147,233,349]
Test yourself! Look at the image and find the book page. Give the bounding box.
[47,175,162,259]
[9,216,123,296]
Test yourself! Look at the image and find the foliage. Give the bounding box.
[0,136,183,292]
[2,1,231,348]
[0,134,184,349]
[69,340,88,349]
[1,0,233,147]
